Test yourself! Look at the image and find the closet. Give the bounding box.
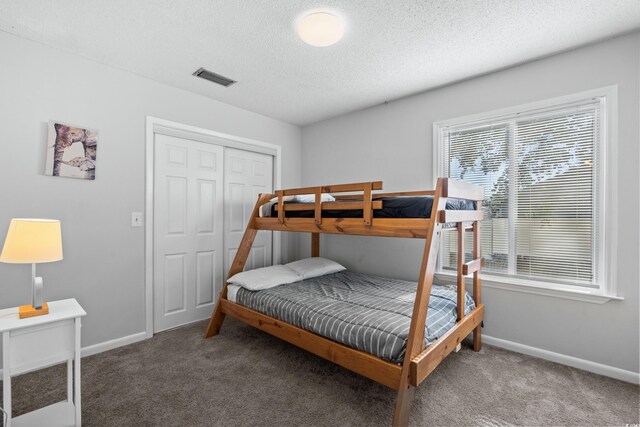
[153,132,273,332]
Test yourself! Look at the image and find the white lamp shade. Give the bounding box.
[0,219,63,264]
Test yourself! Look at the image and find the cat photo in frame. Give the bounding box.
[45,121,98,180]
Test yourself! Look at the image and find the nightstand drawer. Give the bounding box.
[9,319,75,376]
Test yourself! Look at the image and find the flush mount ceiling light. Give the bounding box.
[296,12,344,47]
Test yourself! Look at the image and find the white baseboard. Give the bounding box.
[81,331,147,358]
[483,335,640,385]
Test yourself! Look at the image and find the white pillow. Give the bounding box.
[292,193,335,203]
[268,193,335,204]
[286,257,346,280]
[227,265,301,291]
[269,195,295,203]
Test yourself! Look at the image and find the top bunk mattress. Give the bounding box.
[264,196,475,219]
[233,270,475,364]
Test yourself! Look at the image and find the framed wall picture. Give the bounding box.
[45,121,98,180]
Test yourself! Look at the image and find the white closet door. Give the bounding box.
[153,134,224,333]
[224,148,274,275]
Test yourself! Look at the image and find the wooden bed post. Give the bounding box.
[204,193,274,338]
[456,223,465,321]
[311,233,320,257]
[393,178,447,427]
[472,202,482,352]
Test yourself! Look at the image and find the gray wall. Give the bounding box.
[301,33,639,374]
[0,32,301,347]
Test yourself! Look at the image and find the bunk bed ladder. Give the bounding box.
[459,200,484,352]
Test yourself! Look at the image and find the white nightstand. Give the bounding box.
[1,298,86,427]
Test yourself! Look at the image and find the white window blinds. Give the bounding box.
[440,99,602,288]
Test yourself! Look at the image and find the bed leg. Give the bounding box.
[392,385,415,427]
[473,326,482,352]
[204,301,226,338]
[311,232,320,257]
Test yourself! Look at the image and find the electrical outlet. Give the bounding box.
[131,212,144,227]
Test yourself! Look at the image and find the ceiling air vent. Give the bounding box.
[192,67,236,87]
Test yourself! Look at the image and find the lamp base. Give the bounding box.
[19,302,49,319]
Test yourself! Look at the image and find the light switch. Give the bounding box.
[131,212,144,227]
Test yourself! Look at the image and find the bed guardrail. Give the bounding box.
[269,178,484,228]
[275,181,382,225]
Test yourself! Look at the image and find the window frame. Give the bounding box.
[433,86,619,303]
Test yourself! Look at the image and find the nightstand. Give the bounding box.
[1,298,86,427]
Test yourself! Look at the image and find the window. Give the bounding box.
[435,89,614,294]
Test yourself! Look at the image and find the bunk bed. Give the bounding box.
[204,178,485,426]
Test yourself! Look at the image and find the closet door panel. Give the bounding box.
[224,148,274,275]
[153,134,224,333]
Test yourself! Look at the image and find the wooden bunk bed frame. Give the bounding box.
[204,177,485,426]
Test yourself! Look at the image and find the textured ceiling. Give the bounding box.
[1,1,639,125]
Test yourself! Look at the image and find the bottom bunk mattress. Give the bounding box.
[232,270,475,364]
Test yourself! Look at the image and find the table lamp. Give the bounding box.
[0,218,63,318]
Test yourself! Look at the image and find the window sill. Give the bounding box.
[435,272,622,304]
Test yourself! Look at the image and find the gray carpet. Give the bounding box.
[2,318,638,426]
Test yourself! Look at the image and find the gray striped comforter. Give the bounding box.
[235,270,475,364]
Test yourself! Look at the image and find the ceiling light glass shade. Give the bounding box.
[297,12,344,47]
